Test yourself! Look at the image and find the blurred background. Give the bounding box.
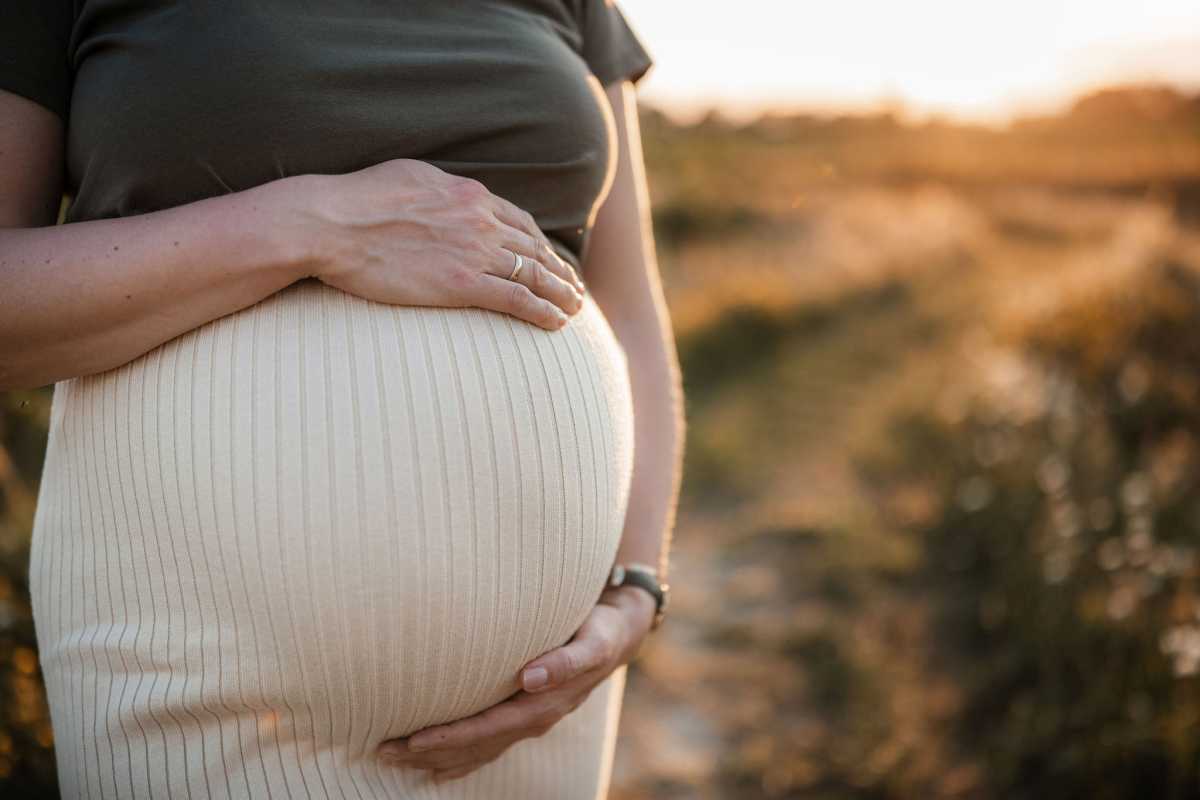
[3,1,1200,797]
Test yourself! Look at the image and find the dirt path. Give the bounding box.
[609,193,1168,798]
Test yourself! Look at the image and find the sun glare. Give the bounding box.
[618,0,1200,124]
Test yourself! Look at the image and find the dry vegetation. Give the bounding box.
[1,84,1199,798]
[610,84,1200,799]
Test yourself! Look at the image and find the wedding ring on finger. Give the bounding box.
[507,250,526,282]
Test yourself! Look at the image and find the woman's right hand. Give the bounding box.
[290,158,586,331]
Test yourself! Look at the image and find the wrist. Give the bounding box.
[599,585,656,636]
[254,173,337,282]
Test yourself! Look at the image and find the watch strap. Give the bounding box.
[607,563,669,631]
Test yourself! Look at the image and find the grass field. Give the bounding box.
[2,84,1199,798]
[608,85,1200,799]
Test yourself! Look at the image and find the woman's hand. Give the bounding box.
[376,585,656,782]
[293,158,586,331]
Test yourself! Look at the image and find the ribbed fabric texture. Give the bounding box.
[28,277,637,799]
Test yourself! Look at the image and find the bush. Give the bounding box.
[862,259,1200,799]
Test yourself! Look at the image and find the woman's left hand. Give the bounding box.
[376,584,657,782]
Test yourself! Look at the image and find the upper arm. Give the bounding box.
[595,78,650,244]
[582,80,661,328]
[573,0,657,320]
[0,89,66,227]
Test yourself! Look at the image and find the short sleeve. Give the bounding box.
[0,0,76,120]
[574,0,654,87]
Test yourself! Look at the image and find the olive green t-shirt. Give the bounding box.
[0,0,654,273]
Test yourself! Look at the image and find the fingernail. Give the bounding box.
[407,737,433,753]
[523,666,549,691]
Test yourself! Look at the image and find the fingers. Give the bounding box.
[470,272,572,331]
[486,197,586,294]
[376,678,606,782]
[521,626,616,693]
[409,692,560,751]
[532,236,585,295]
[432,765,480,783]
[379,687,588,767]
[484,195,583,280]
[383,739,508,782]
[495,226,585,294]
[457,174,586,304]
[489,242,582,320]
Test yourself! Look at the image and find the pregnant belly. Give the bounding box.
[29,277,635,775]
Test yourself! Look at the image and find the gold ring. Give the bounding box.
[507,250,525,281]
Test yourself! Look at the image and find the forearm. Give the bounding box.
[0,175,315,390]
[610,305,685,581]
[586,83,686,582]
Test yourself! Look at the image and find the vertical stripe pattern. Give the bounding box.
[28,277,636,799]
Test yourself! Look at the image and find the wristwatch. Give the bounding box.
[606,562,669,631]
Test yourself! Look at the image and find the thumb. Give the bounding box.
[521,626,616,692]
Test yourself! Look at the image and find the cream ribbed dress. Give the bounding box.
[29,277,636,799]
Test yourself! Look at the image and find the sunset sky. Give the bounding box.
[617,0,1200,124]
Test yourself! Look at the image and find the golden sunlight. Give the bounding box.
[620,0,1200,123]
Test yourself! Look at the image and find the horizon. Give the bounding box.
[637,78,1197,131]
[617,0,1200,126]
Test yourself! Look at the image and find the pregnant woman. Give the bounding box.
[0,1,685,797]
